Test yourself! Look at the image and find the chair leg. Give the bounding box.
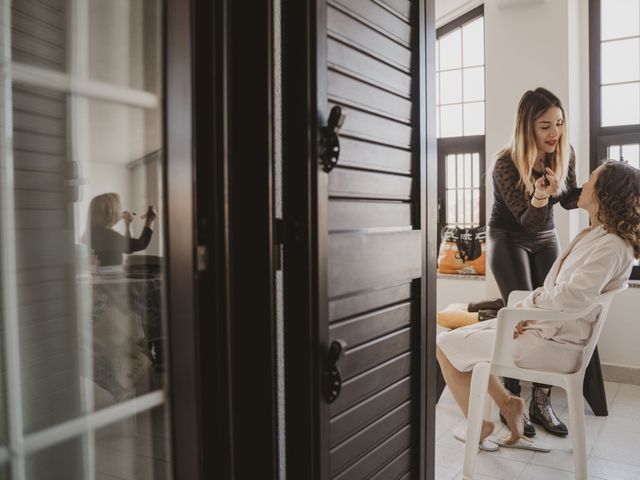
[567,378,588,480]
[463,362,491,480]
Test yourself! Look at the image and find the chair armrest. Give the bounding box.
[491,307,582,367]
[507,290,531,308]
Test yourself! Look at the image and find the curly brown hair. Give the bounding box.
[594,160,640,259]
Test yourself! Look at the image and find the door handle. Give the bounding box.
[323,339,347,403]
[320,105,345,173]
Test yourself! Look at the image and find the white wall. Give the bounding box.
[436,0,640,371]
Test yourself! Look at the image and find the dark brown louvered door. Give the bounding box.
[283,0,432,479]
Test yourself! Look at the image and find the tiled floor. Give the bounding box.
[436,381,640,479]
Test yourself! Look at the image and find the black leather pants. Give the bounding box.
[489,227,560,391]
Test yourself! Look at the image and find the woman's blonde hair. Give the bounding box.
[593,160,640,259]
[88,192,122,229]
[497,88,570,195]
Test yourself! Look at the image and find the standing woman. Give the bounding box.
[488,88,582,437]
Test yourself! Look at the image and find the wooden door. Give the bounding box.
[283,1,437,479]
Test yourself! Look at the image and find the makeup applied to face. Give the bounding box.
[534,106,564,158]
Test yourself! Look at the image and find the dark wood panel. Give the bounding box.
[13,87,66,119]
[330,401,410,476]
[14,280,68,306]
[328,7,411,72]
[369,449,410,480]
[14,109,67,136]
[374,0,411,21]
[329,200,411,232]
[14,130,66,155]
[328,71,412,123]
[15,265,68,285]
[332,425,411,480]
[330,302,411,346]
[329,283,411,321]
[12,1,65,30]
[332,103,412,149]
[14,210,67,230]
[333,353,411,415]
[14,171,64,191]
[397,472,411,480]
[328,231,421,297]
[339,137,412,174]
[327,39,411,98]
[12,11,65,46]
[14,151,65,172]
[16,230,73,268]
[11,31,65,66]
[341,328,411,380]
[330,377,411,447]
[14,190,67,210]
[17,299,69,325]
[329,168,412,201]
[329,0,411,46]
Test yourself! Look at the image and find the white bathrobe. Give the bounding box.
[437,225,634,374]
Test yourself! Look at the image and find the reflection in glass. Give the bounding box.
[602,83,640,126]
[601,0,639,41]
[464,189,472,225]
[440,104,463,137]
[622,144,640,169]
[472,153,480,188]
[447,190,456,225]
[601,39,640,85]
[457,190,464,225]
[473,189,480,224]
[462,17,484,67]
[447,155,456,189]
[463,67,484,102]
[464,154,472,188]
[457,154,464,188]
[440,70,462,104]
[439,29,462,71]
[464,102,484,136]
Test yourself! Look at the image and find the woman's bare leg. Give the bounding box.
[436,346,495,442]
[437,346,524,443]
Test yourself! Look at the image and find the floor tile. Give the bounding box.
[435,464,460,480]
[518,464,576,480]
[473,453,528,479]
[613,384,640,408]
[587,456,640,480]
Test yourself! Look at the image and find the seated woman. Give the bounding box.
[437,160,640,445]
[85,192,157,267]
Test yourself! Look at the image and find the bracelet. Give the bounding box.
[533,191,549,200]
[531,196,549,208]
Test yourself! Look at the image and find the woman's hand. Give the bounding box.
[142,205,158,226]
[513,320,529,339]
[534,167,559,198]
[122,210,135,225]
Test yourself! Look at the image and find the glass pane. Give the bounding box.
[622,143,640,169]
[436,72,441,105]
[601,39,640,85]
[447,190,456,225]
[464,102,485,136]
[457,154,464,189]
[462,17,484,67]
[2,0,171,457]
[601,0,640,41]
[440,104,463,137]
[463,67,484,102]
[439,29,462,71]
[436,40,440,71]
[25,406,170,480]
[436,106,441,138]
[464,154,472,188]
[89,0,161,92]
[464,189,472,225]
[473,189,480,224]
[440,70,462,104]
[607,144,621,160]
[472,153,480,188]
[602,83,640,126]
[457,190,464,225]
[446,155,456,188]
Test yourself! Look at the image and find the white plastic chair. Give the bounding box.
[462,288,623,480]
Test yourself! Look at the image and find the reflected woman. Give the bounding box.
[488,88,582,437]
[85,192,157,267]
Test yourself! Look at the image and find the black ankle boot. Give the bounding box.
[500,380,536,437]
[529,386,568,436]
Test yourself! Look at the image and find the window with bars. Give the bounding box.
[436,6,486,232]
[590,0,640,273]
